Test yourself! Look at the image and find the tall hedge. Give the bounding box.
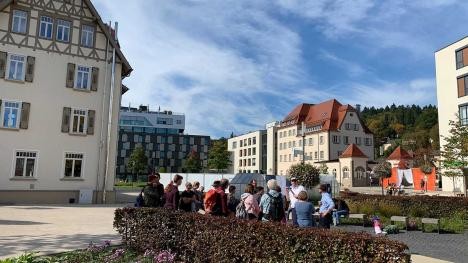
[341,195,468,219]
[114,208,409,263]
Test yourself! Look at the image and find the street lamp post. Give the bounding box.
[301,122,305,165]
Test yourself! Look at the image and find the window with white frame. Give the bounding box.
[56,19,71,42]
[344,136,349,145]
[355,167,365,179]
[343,167,350,178]
[288,154,291,162]
[314,151,318,160]
[7,54,26,81]
[279,143,283,150]
[319,136,324,145]
[81,25,94,47]
[75,66,91,90]
[252,158,256,166]
[320,151,324,160]
[63,153,84,178]
[279,155,283,162]
[70,109,87,134]
[1,101,21,128]
[39,16,53,39]
[354,124,359,131]
[12,10,27,33]
[232,142,237,149]
[332,135,340,144]
[365,138,373,146]
[460,105,468,126]
[253,148,256,155]
[355,137,362,145]
[308,138,313,146]
[14,151,37,177]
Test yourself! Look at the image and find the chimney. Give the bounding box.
[355,104,361,116]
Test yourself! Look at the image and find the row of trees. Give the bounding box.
[126,138,232,178]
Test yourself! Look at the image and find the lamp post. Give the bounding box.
[301,121,305,165]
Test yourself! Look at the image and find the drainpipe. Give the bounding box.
[95,21,111,203]
[102,22,118,203]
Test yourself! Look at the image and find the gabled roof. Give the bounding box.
[339,144,368,158]
[387,146,413,160]
[0,0,132,77]
[280,99,372,134]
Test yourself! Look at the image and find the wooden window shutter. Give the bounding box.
[90,67,99,91]
[87,109,95,135]
[458,77,466,98]
[0,51,7,78]
[61,107,71,133]
[25,56,35,82]
[66,63,75,88]
[20,102,31,129]
[463,48,468,67]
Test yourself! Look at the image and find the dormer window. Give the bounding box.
[12,10,27,34]
[81,25,94,47]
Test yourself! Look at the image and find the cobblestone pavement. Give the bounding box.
[338,225,468,263]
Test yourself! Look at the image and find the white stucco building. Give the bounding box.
[0,0,132,203]
[227,130,267,174]
[435,36,468,194]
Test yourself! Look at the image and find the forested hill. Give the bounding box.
[360,104,439,152]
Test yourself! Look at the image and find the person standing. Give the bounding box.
[204,179,229,216]
[287,177,305,226]
[227,185,240,216]
[143,173,164,207]
[164,174,183,210]
[179,182,196,212]
[240,184,261,220]
[318,184,335,229]
[294,191,315,228]
[259,179,284,222]
[192,181,203,211]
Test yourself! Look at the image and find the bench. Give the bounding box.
[348,213,367,227]
[421,218,440,234]
[390,216,409,231]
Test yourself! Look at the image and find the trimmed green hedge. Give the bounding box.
[341,195,468,219]
[114,208,409,263]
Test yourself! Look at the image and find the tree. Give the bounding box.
[208,140,231,172]
[287,163,320,189]
[372,160,392,195]
[441,115,468,194]
[319,163,329,174]
[127,146,148,182]
[184,150,202,173]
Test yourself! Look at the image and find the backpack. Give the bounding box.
[204,189,222,215]
[135,187,145,207]
[235,200,248,219]
[266,193,283,221]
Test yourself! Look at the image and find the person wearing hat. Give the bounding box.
[143,173,164,207]
[318,184,335,229]
[287,177,305,226]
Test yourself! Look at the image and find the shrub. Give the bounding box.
[114,208,410,263]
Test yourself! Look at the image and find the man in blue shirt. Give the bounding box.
[318,184,335,229]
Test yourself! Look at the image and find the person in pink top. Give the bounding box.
[163,174,183,210]
[240,183,261,220]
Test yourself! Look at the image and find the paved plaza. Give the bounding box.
[0,204,466,262]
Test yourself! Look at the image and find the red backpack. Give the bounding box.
[204,189,221,215]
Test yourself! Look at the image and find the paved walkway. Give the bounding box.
[339,225,468,263]
[0,205,122,259]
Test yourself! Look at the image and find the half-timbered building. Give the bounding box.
[0,0,132,203]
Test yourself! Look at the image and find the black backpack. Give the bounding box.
[266,193,283,221]
[135,187,144,207]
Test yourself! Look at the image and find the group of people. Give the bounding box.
[140,173,349,229]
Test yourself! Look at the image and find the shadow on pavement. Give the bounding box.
[0,220,49,225]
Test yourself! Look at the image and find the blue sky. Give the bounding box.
[94,0,468,138]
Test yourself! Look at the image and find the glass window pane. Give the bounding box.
[73,115,78,132]
[15,158,25,177]
[25,158,35,177]
[73,160,82,177]
[79,116,85,133]
[64,159,73,177]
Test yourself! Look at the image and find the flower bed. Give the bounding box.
[114,207,410,263]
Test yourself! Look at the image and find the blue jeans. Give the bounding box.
[333,210,348,225]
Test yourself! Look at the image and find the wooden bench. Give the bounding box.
[421,218,440,234]
[348,213,367,227]
[390,216,409,231]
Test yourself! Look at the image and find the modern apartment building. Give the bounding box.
[435,37,468,194]
[276,99,374,177]
[227,130,267,174]
[0,0,132,204]
[117,106,210,176]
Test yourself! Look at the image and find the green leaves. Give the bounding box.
[114,207,410,263]
[441,115,468,179]
[372,160,392,178]
[287,163,320,189]
[207,139,231,172]
[127,146,148,175]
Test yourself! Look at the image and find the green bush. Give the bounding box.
[114,208,410,263]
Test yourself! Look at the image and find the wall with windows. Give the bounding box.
[435,36,468,194]
[227,130,266,174]
[0,0,127,202]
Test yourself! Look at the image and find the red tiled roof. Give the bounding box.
[340,144,368,158]
[387,146,413,160]
[398,160,409,169]
[281,99,372,134]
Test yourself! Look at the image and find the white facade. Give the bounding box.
[435,36,468,194]
[228,130,266,174]
[0,0,131,203]
[120,106,185,133]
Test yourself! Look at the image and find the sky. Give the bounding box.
[94,0,468,138]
